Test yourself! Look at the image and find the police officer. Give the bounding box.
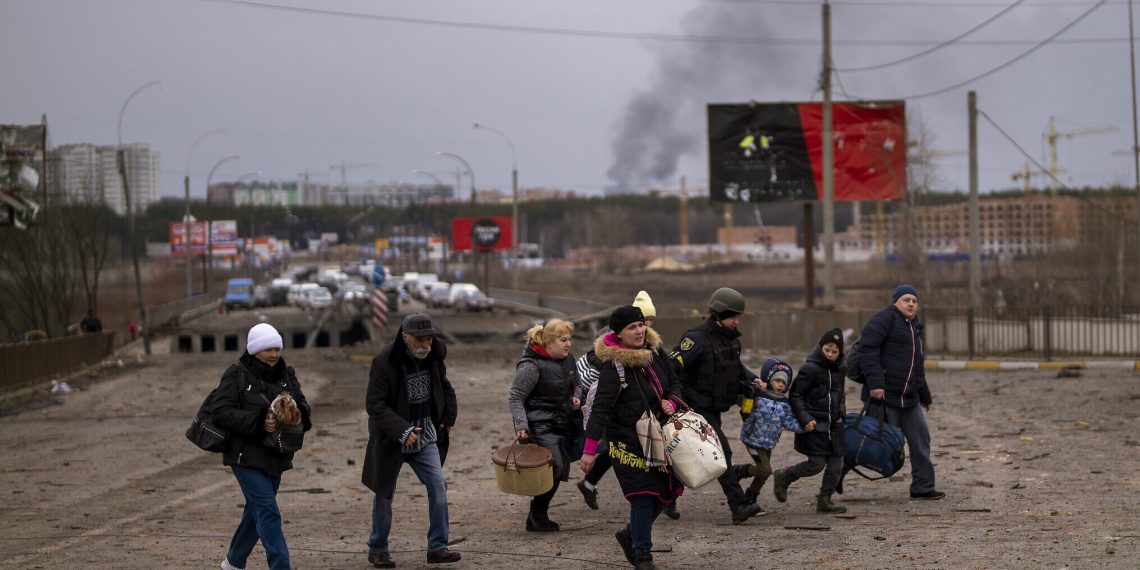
[671,287,765,524]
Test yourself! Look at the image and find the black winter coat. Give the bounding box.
[585,328,683,500]
[211,352,312,478]
[790,346,846,457]
[361,333,458,499]
[671,317,757,413]
[508,344,579,481]
[857,306,932,409]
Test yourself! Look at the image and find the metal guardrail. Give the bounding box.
[0,332,116,391]
[488,288,612,319]
[147,294,219,330]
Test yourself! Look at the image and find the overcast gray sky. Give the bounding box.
[3,0,1136,201]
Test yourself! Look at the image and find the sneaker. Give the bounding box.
[772,469,792,503]
[220,560,243,570]
[426,549,461,564]
[910,490,946,500]
[730,501,765,525]
[615,526,635,565]
[577,479,600,510]
[367,552,395,568]
[663,501,680,520]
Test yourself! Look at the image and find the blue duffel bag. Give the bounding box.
[843,402,905,480]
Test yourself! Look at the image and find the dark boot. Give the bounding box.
[772,469,795,503]
[663,500,680,520]
[732,463,755,481]
[730,501,765,525]
[615,526,635,565]
[526,509,560,532]
[816,493,847,514]
[632,554,658,570]
[743,487,758,505]
[577,479,599,510]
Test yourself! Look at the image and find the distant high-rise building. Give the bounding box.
[49,143,102,203]
[98,143,160,215]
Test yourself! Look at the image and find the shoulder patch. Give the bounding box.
[679,337,695,351]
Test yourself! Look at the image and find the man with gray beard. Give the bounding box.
[362,313,460,567]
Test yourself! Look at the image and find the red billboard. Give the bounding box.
[452,216,513,252]
[708,101,906,203]
[170,221,208,257]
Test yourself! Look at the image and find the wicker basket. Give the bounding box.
[491,442,554,496]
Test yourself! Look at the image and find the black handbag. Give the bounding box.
[186,366,246,452]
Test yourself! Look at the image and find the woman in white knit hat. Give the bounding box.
[212,323,312,570]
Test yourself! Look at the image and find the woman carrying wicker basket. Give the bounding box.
[581,306,684,570]
[507,318,580,532]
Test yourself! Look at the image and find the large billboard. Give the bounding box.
[708,101,906,203]
[0,124,46,227]
[170,221,209,257]
[452,216,513,252]
[211,220,239,256]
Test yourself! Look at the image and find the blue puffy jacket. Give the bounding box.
[739,393,802,450]
[856,306,932,409]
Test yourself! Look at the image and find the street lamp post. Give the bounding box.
[437,151,484,288]
[184,129,225,298]
[436,151,476,204]
[203,155,239,294]
[473,122,519,290]
[118,79,161,356]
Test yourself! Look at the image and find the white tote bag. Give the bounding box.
[662,410,727,488]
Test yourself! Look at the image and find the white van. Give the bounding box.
[448,283,480,306]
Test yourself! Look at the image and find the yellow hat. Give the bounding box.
[632,290,656,318]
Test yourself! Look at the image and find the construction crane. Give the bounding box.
[1044,116,1119,196]
[1011,162,1050,194]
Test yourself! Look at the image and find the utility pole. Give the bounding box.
[679,176,689,246]
[821,0,836,309]
[120,149,150,355]
[1129,0,1140,289]
[968,91,981,310]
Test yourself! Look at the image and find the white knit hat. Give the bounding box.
[247,323,283,355]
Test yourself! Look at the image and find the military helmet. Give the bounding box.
[707,287,745,316]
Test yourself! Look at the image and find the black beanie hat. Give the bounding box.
[608,305,645,334]
[818,328,844,352]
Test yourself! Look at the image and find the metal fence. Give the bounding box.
[651,305,1140,361]
[146,294,219,330]
[0,332,116,391]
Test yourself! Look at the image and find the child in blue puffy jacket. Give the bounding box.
[734,358,804,507]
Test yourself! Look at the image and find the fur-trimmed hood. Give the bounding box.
[593,327,662,368]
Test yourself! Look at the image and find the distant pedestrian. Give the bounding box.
[128,321,139,341]
[362,313,461,567]
[856,284,944,500]
[508,318,579,532]
[213,323,312,570]
[79,310,102,333]
[772,329,848,513]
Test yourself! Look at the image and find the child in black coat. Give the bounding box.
[772,328,848,513]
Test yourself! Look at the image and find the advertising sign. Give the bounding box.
[0,124,46,227]
[169,221,209,257]
[708,101,906,203]
[451,216,513,252]
[211,220,239,256]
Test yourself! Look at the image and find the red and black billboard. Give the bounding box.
[452,216,513,252]
[708,101,906,203]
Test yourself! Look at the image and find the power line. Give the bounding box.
[979,108,1135,224]
[194,0,1126,47]
[836,0,1027,72]
[835,0,1110,101]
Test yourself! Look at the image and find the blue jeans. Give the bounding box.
[368,443,449,555]
[884,404,935,494]
[227,465,289,570]
[629,494,665,558]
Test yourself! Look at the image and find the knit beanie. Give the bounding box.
[608,305,645,334]
[818,327,844,353]
[759,358,793,385]
[892,284,919,303]
[631,290,656,318]
[247,323,283,355]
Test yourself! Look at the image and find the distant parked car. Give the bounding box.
[462,290,494,312]
[303,286,333,310]
[448,283,480,306]
[427,283,451,308]
[253,285,271,308]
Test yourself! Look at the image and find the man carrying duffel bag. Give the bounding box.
[855,284,945,501]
